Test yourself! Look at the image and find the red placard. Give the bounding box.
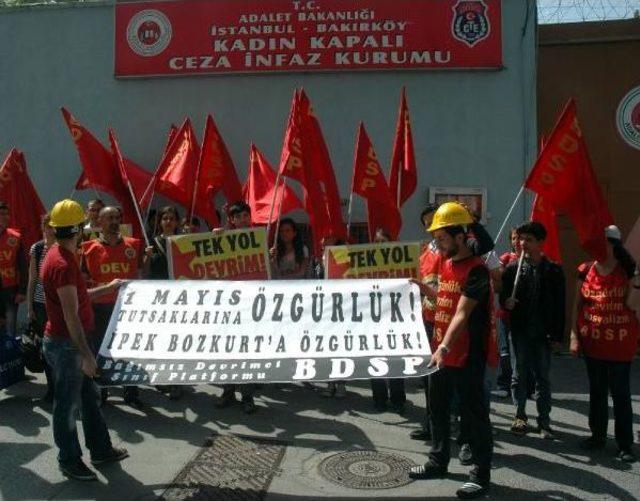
[115,0,502,77]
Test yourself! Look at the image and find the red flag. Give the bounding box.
[389,88,417,208]
[143,119,200,210]
[279,92,330,254]
[62,107,154,210]
[531,195,561,263]
[244,144,302,224]
[197,114,243,206]
[352,124,401,241]
[62,108,126,198]
[525,99,613,261]
[0,150,46,252]
[298,90,347,241]
[108,130,148,238]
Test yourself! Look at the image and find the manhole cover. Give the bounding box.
[161,435,286,500]
[318,450,417,490]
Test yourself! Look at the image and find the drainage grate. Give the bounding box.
[318,450,417,490]
[160,435,286,501]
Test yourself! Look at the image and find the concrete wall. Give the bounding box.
[0,1,537,244]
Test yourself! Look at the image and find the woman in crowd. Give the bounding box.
[570,225,639,462]
[369,228,406,412]
[146,206,183,400]
[26,214,56,401]
[270,218,309,279]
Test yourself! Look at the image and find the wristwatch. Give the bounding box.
[439,344,450,355]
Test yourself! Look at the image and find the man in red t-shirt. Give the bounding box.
[81,205,146,407]
[41,199,128,481]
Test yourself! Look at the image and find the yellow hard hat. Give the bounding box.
[49,199,86,228]
[427,202,474,232]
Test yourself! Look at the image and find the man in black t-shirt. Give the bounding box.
[409,202,493,500]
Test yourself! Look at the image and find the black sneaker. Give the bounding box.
[168,386,183,401]
[408,461,447,480]
[242,398,257,414]
[456,481,489,499]
[410,428,431,441]
[617,449,636,463]
[459,444,473,465]
[373,401,387,412]
[100,387,109,406]
[123,394,144,409]
[580,436,606,451]
[91,448,129,466]
[59,461,98,481]
[215,392,237,408]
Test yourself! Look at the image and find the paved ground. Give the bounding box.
[1,355,639,501]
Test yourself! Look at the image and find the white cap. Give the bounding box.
[605,225,622,240]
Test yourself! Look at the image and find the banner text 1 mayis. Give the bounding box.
[97,279,432,385]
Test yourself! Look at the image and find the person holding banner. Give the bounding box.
[409,202,493,500]
[500,222,565,439]
[570,225,639,463]
[269,218,309,279]
[81,206,147,407]
[26,214,56,402]
[145,205,184,401]
[41,199,128,481]
[214,201,258,414]
[0,201,27,338]
[370,228,407,412]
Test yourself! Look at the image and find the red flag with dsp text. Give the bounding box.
[531,195,561,263]
[198,115,243,206]
[244,144,302,225]
[0,150,46,253]
[279,91,331,255]
[524,99,613,261]
[298,89,347,241]
[352,123,401,241]
[389,87,417,208]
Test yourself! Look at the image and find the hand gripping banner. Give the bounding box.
[96,279,433,385]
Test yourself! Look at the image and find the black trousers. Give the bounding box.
[428,358,493,481]
[93,303,138,399]
[371,378,406,406]
[585,357,633,450]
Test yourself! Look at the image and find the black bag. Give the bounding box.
[0,335,25,389]
[22,322,45,374]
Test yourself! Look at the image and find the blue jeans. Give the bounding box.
[495,318,512,391]
[43,336,112,465]
[510,335,552,428]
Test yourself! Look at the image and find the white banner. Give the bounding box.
[96,279,433,385]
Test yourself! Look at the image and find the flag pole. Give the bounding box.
[494,185,525,246]
[265,168,283,243]
[124,178,151,248]
[189,157,203,225]
[272,177,288,247]
[397,167,402,210]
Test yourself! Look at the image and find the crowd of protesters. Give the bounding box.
[0,196,637,499]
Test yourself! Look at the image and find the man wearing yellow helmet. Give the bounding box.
[409,202,493,500]
[41,199,128,481]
